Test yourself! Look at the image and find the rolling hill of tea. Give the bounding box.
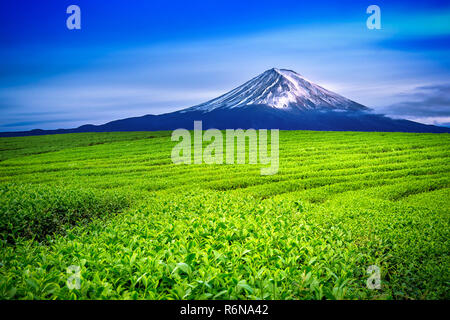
[0,131,449,300]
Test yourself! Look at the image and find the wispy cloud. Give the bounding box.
[377,84,450,125]
[0,85,223,131]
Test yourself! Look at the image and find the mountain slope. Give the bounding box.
[184,68,368,112]
[1,68,449,137]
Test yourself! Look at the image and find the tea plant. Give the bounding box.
[0,131,448,299]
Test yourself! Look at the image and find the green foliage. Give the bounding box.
[0,131,448,300]
[0,184,130,243]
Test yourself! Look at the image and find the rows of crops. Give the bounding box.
[0,131,449,299]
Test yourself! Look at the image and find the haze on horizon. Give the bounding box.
[0,0,449,131]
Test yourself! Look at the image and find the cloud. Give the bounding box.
[0,85,224,131]
[379,35,450,51]
[377,84,450,125]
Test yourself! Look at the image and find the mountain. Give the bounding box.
[183,68,369,112]
[1,68,449,137]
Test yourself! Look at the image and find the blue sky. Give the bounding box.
[1,0,449,131]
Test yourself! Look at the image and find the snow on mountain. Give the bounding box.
[183,68,369,113]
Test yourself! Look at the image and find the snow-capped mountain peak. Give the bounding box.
[184,68,369,112]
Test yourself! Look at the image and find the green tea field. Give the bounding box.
[0,131,449,299]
